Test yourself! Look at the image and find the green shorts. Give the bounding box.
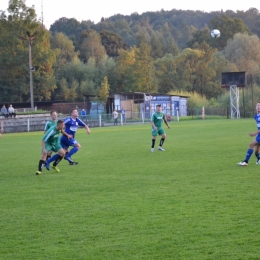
[44,142,62,153]
[152,127,165,137]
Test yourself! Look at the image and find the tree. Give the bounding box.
[223,33,260,74]
[59,77,78,101]
[209,14,251,50]
[0,0,57,102]
[99,30,128,57]
[150,31,164,59]
[154,54,178,93]
[98,76,110,104]
[79,30,106,64]
[115,47,136,93]
[133,43,157,93]
[51,32,78,68]
[223,33,260,91]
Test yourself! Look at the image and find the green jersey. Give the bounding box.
[151,112,165,128]
[42,125,60,146]
[44,120,57,132]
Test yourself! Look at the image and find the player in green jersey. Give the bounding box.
[151,104,170,152]
[44,111,58,161]
[44,110,58,133]
[36,120,66,175]
[44,110,72,164]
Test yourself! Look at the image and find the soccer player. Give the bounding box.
[255,144,260,164]
[36,120,66,175]
[44,110,58,161]
[60,108,91,165]
[44,111,72,162]
[238,102,260,166]
[150,104,170,152]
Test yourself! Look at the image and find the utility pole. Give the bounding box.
[20,31,39,109]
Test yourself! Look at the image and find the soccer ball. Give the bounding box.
[211,29,220,38]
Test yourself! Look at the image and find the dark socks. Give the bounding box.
[151,139,155,148]
[159,138,165,147]
[53,155,63,166]
[38,160,45,171]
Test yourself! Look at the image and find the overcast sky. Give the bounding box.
[1,0,260,29]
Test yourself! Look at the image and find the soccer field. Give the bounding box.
[1,119,260,259]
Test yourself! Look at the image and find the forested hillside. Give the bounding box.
[1,1,260,108]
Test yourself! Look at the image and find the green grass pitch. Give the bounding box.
[1,119,260,259]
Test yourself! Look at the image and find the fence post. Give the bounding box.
[27,118,30,132]
[120,113,123,126]
[141,112,144,124]
[0,120,3,133]
[99,114,101,127]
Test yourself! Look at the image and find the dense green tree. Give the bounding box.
[98,76,110,104]
[209,14,251,50]
[50,17,94,46]
[186,28,211,48]
[150,31,164,59]
[154,54,178,93]
[0,0,57,102]
[114,48,136,93]
[78,30,106,64]
[51,32,78,68]
[223,33,260,74]
[99,30,128,57]
[223,33,260,88]
[133,43,157,92]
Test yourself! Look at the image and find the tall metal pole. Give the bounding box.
[28,39,34,109]
[20,31,38,110]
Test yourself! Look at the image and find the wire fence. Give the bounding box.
[1,107,254,133]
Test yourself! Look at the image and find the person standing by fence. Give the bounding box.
[113,109,118,125]
[121,107,126,123]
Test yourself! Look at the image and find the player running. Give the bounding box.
[238,102,260,166]
[150,104,170,152]
[36,120,66,175]
[60,108,91,165]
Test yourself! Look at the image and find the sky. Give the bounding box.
[1,0,260,29]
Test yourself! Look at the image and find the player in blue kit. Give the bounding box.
[60,108,91,165]
[237,102,260,166]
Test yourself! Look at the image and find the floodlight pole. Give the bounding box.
[28,38,34,109]
[20,31,39,109]
[230,85,240,119]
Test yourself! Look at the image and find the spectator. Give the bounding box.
[121,107,126,123]
[8,104,16,118]
[167,114,172,122]
[1,105,8,118]
[81,109,87,119]
[112,109,118,125]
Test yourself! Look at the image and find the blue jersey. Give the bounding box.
[63,117,86,138]
[254,114,260,143]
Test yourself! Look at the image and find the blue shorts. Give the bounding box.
[256,135,260,143]
[60,135,78,150]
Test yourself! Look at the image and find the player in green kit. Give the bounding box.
[44,111,58,133]
[36,120,66,175]
[151,104,170,152]
[44,111,58,161]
